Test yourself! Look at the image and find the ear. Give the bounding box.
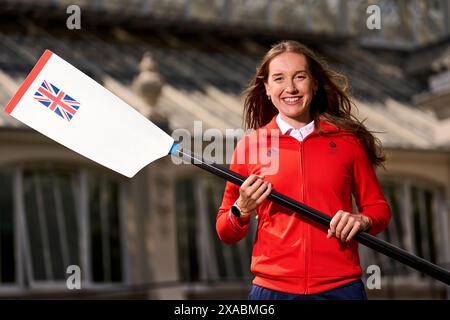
[264,81,270,97]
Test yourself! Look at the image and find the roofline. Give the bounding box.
[0,3,353,47]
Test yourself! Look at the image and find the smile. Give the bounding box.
[282,96,302,104]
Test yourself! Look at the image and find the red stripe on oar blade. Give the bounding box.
[4,50,53,114]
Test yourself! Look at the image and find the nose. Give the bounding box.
[285,80,298,93]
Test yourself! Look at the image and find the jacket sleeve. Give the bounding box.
[216,138,251,244]
[351,139,391,236]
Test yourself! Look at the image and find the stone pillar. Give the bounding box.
[145,158,184,299]
[132,52,163,107]
[131,52,180,298]
[132,52,169,131]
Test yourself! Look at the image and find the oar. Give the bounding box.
[4,50,450,286]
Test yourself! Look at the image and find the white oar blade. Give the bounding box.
[4,50,173,178]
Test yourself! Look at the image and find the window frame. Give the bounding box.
[0,169,23,293]
[360,175,449,285]
[175,174,255,283]
[0,165,129,292]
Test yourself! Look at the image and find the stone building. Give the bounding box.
[0,0,449,299]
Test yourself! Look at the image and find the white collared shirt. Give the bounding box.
[276,114,315,142]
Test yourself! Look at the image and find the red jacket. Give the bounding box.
[216,115,391,294]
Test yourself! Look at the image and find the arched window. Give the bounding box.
[0,171,15,286]
[360,177,450,284]
[175,175,255,284]
[0,165,127,291]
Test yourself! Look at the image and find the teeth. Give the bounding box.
[283,97,300,102]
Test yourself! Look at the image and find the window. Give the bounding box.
[0,166,126,289]
[23,169,79,282]
[88,175,123,283]
[0,172,15,285]
[175,175,255,283]
[175,178,199,282]
[359,178,448,280]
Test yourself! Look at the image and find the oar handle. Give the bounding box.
[170,144,450,286]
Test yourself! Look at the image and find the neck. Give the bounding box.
[279,113,312,129]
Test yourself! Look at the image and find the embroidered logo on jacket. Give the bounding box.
[328,141,337,154]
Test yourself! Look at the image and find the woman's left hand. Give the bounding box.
[327,210,372,242]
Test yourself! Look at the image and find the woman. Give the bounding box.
[216,40,391,300]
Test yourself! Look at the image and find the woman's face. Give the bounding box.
[264,52,317,126]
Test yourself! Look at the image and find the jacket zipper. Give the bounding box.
[289,131,323,294]
[299,140,308,294]
[300,134,317,295]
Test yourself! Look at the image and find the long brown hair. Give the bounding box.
[243,40,385,167]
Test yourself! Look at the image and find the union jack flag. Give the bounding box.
[33,80,80,121]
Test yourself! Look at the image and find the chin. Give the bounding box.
[284,110,307,118]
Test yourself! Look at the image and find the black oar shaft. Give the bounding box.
[173,147,450,286]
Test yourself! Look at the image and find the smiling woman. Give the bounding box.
[243,41,385,168]
[216,40,391,300]
[264,52,317,128]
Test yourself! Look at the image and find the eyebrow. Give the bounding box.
[271,70,308,77]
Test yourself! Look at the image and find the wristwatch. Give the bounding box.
[231,203,243,218]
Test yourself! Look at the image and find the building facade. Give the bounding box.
[0,0,449,299]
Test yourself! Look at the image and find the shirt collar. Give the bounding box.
[276,114,315,136]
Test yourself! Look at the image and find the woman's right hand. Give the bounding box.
[236,174,272,217]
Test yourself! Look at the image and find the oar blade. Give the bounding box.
[4,50,173,177]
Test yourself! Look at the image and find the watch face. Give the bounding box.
[231,205,241,218]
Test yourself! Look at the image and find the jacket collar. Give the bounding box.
[261,114,340,136]
[276,114,316,136]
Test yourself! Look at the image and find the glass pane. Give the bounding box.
[58,173,80,267]
[207,180,227,279]
[41,173,65,280]
[175,178,199,282]
[411,186,424,259]
[411,186,439,277]
[89,178,103,282]
[424,190,436,264]
[0,172,15,283]
[23,171,47,281]
[23,169,79,282]
[176,175,253,282]
[89,175,123,283]
[206,178,251,280]
[381,182,408,275]
[107,181,122,282]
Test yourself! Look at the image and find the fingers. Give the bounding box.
[339,217,355,241]
[255,182,272,205]
[326,228,334,239]
[346,223,361,241]
[241,174,267,196]
[238,174,272,212]
[245,178,265,197]
[241,174,263,190]
[329,210,345,237]
[328,210,364,242]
